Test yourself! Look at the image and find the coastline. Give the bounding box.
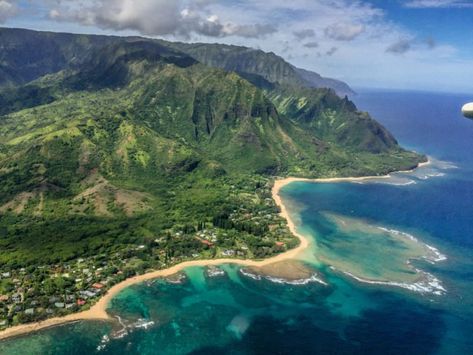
[0,159,430,341]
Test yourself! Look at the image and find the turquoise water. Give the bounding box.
[1,90,473,354]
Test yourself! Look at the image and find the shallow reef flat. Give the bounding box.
[315,212,446,294]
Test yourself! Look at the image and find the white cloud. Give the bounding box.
[48,0,276,38]
[0,0,16,23]
[324,23,365,41]
[404,0,473,8]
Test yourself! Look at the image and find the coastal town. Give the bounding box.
[0,179,297,330]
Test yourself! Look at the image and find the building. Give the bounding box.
[200,239,214,247]
[77,299,86,306]
[79,290,96,298]
[92,283,104,290]
[0,295,9,303]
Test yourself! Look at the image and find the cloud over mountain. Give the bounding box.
[0,0,16,23]
[48,0,276,38]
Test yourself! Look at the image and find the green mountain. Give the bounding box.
[159,41,355,96]
[0,28,424,327]
[0,27,354,96]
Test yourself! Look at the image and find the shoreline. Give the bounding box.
[0,159,430,341]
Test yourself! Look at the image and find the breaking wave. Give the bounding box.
[239,269,327,286]
[338,268,446,296]
[377,227,447,263]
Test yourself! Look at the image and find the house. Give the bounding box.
[222,250,235,257]
[200,239,214,247]
[11,294,22,303]
[65,303,75,309]
[77,299,86,306]
[0,295,8,303]
[54,302,65,308]
[0,320,7,327]
[79,290,96,298]
[1,272,11,278]
[24,308,34,315]
[275,242,285,247]
[92,283,104,290]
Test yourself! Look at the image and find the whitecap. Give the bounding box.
[339,269,446,296]
[376,226,447,263]
[132,319,155,330]
[424,244,448,263]
[239,269,327,286]
[264,274,328,286]
[377,227,419,242]
[96,335,110,352]
[207,266,225,277]
[239,269,262,280]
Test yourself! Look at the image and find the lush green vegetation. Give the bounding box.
[0,29,425,329]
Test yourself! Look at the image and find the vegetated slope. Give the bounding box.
[0,27,354,96]
[0,38,423,268]
[167,42,355,96]
[0,27,124,87]
[0,34,427,328]
[0,40,420,201]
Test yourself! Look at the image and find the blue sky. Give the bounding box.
[0,0,472,93]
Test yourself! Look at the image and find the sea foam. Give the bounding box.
[337,268,446,296]
[377,227,447,263]
[239,269,327,286]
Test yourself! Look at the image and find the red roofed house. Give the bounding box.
[201,240,214,247]
[77,299,86,306]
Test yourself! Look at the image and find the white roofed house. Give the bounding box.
[24,308,34,315]
[11,294,22,304]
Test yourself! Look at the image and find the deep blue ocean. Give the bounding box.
[1,90,472,354]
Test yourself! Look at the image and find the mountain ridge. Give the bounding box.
[0,27,354,96]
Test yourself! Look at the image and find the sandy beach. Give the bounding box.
[0,159,430,341]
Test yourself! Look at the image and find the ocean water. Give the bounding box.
[1,90,473,354]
